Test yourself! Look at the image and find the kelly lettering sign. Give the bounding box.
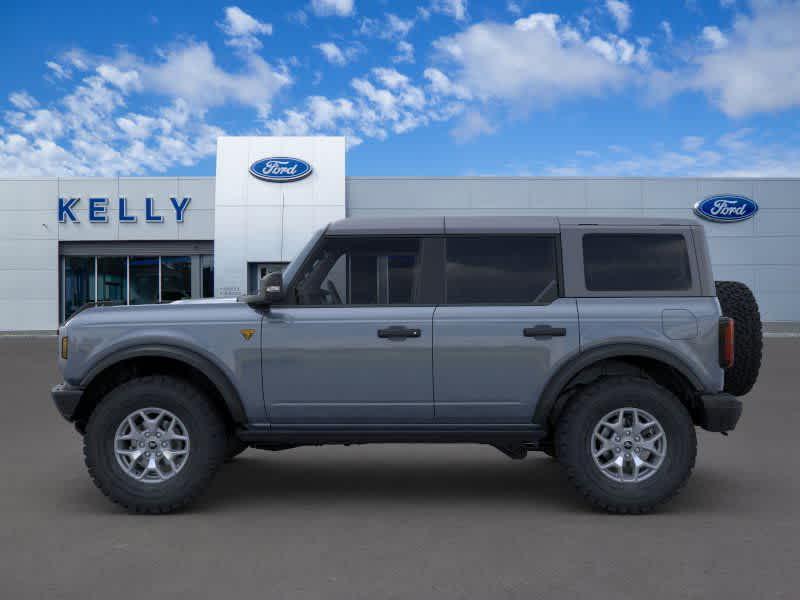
[58,197,191,223]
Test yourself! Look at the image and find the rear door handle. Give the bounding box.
[523,325,567,338]
[378,326,421,340]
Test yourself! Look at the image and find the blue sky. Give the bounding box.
[1,0,799,177]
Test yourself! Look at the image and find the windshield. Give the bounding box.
[280,228,324,288]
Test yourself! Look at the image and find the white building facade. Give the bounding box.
[0,135,798,331]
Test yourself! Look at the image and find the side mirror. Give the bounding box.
[261,271,285,304]
[240,271,285,306]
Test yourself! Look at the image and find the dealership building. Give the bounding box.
[0,135,798,332]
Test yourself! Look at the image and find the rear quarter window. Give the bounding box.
[582,233,692,292]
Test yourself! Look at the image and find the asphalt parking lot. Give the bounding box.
[1,337,798,599]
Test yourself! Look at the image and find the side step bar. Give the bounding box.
[237,424,547,446]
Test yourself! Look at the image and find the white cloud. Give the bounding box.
[218,6,272,51]
[139,42,290,116]
[359,13,415,41]
[386,14,414,38]
[507,1,522,16]
[314,42,363,66]
[423,67,472,100]
[310,0,354,17]
[9,91,38,111]
[606,0,632,33]
[96,64,142,93]
[660,20,673,43]
[432,13,638,107]
[546,128,800,177]
[682,135,705,152]
[701,25,728,49]
[0,36,288,175]
[266,66,463,145]
[691,2,800,116]
[393,41,415,63]
[430,0,468,21]
[45,61,71,80]
[451,110,496,142]
[720,0,736,7]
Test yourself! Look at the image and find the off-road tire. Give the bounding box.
[84,375,227,514]
[556,376,697,514]
[225,433,248,462]
[715,280,763,396]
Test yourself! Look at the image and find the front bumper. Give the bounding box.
[51,383,84,422]
[697,393,742,433]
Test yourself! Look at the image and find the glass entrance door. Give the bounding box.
[64,256,95,318]
[61,253,214,322]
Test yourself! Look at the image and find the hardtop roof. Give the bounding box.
[326,215,697,235]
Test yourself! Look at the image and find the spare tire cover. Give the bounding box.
[715,280,763,396]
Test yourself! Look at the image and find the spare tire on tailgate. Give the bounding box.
[715,281,762,396]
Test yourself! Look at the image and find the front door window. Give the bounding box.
[293,237,421,306]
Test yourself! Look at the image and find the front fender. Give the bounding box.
[78,341,247,424]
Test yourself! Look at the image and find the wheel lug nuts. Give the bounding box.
[615,447,621,453]
[138,441,145,448]
[156,432,161,438]
[614,436,621,442]
[634,447,640,453]
[625,430,631,436]
[625,452,631,458]
[161,441,167,447]
[634,436,641,442]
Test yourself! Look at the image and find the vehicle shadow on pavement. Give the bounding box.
[197,450,738,514]
[202,452,589,512]
[59,450,746,516]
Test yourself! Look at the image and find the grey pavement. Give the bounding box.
[1,337,798,599]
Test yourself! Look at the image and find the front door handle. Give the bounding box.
[378,326,421,340]
[523,325,567,338]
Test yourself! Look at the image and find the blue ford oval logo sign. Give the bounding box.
[249,157,312,182]
[694,195,758,223]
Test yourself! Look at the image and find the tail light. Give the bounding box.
[719,317,734,369]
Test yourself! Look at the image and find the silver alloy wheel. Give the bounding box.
[114,408,190,483]
[590,407,666,483]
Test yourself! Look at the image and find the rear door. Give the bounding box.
[433,235,580,423]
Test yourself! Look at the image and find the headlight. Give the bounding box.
[61,336,69,360]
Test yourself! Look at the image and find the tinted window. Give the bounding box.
[294,237,421,305]
[583,234,692,292]
[445,236,558,304]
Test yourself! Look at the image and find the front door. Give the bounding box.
[262,235,435,424]
[433,235,580,423]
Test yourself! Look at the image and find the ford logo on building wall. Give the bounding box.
[694,195,758,223]
[249,157,312,182]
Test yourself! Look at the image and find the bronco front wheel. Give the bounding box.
[83,375,227,514]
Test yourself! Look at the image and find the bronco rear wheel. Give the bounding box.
[556,376,696,514]
[84,375,227,514]
[715,280,763,396]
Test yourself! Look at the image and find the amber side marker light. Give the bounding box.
[61,336,69,360]
[719,318,734,369]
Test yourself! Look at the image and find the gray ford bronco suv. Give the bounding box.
[52,216,762,514]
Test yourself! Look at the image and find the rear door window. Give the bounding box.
[582,233,692,292]
[445,236,559,304]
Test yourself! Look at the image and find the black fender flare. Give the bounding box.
[79,344,247,424]
[533,343,704,425]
